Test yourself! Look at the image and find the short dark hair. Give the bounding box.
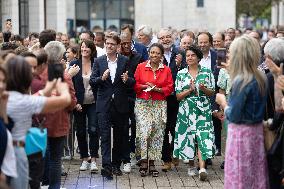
[34,49,48,66]
[186,45,203,61]
[149,43,165,55]
[106,33,121,45]
[28,32,39,41]
[39,29,56,48]
[21,51,37,59]
[121,24,134,36]
[1,42,18,51]
[81,31,95,41]
[6,56,33,93]
[6,19,11,22]
[236,28,242,34]
[197,32,213,46]
[11,34,23,44]
[95,32,105,40]
[67,45,79,56]
[79,40,97,61]
[3,31,11,42]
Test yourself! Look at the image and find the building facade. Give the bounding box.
[135,0,236,33]
[1,0,236,36]
[271,0,284,27]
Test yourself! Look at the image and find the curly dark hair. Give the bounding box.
[148,43,164,55]
[186,45,203,60]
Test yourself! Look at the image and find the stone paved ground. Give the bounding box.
[60,154,225,189]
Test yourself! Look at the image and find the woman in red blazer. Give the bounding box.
[134,43,173,177]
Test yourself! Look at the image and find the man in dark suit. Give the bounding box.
[90,34,135,179]
[119,33,143,160]
[121,24,149,62]
[197,32,221,162]
[157,28,187,172]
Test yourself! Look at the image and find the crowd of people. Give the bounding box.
[0,18,284,189]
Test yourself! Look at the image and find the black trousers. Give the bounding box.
[74,103,99,159]
[97,101,130,171]
[213,116,222,151]
[28,152,44,189]
[162,95,179,163]
[128,97,136,153]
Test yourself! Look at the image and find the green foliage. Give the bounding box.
[236,0,275,19]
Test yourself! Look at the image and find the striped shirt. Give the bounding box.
[7,91,46,141]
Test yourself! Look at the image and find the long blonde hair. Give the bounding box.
[229,35,266,95]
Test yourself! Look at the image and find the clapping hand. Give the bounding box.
[175,54,183,67]
[75,104,83,112]
[102,69,110,81]
[276,64,284,91]
[189,79,196,91]
[68,65,80,78]
[121,71,128,83]
[199,83,206,91]
[265,57,281,76]
[216,93,227,110]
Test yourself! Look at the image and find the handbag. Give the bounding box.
[267,122,284,173]
[263,89,277,151]
[25,116,47,156]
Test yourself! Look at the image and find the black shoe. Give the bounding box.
[61,171,68,176]
[112,167,122,176]
[206,159,212,166]
[101,168,113,180]
[220,161,225,169]
[215,149,221,156]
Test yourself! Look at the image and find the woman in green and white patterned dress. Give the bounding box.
[173,45,215,181]
[216,47,231,170]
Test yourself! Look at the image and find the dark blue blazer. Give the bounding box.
[69,59,97,105]
[125,51,142,98]
[0,119,7,169]
[209,49,221,111]
[163,45,187,82]
[133,40,148,62]
[89,54,135,113]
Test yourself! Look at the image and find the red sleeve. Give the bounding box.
[134,63,144,95]
[64,73,77,111]
[161,67,174,97]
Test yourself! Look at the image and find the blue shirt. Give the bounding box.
[225,77,267,125]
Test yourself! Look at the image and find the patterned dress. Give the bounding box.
[217,68,231,132]
[134,61,173,160]
[217,68,231,95]
[135,99,167,160]
[173,66,215,161]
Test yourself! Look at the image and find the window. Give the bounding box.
[197,0,204,7]
[19,0,29,36]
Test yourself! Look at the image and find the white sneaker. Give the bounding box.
[183,160,190,164]
[79,161,90,171]
[62,155,71,160]
[90,161,98,172]
[199,168,208,181]
[187,167,198,176]
[123,163,131,173]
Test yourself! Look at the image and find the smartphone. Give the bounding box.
[216,48,227,66]
[48,63,64,81]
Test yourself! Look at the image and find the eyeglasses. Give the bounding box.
[105,42,117,46]
[121,42,132,46]
[158,35,172,40]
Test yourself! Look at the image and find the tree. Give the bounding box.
[236,0,271,18]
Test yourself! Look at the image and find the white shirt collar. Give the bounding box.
[106,53,118,63]
[145,60,165,70]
